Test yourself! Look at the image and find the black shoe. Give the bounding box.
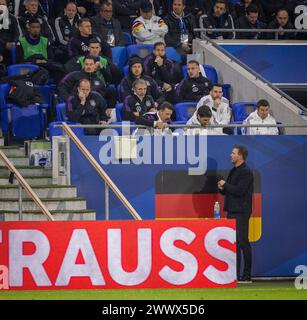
[238,275,252,283]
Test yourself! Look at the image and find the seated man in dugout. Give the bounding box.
[66,78,109,135]
[134,101,174,135]
[186,105,225,135]
[242,99,279,135]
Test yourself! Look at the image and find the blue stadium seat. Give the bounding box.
[182,64,218,83]
[127,44,154,59]
[123,32,134,46]
[115,103,123,122]
[123,65,129,76]
[0,83,48,139]
[55,103,68,122]
[7,64,56,106]
[174,102,197,121]
[11,44,16,64]
[232,102,257,122]
[165,47,182,63]
[111,47,127,71]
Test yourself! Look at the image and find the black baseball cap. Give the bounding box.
[140,0,153,12]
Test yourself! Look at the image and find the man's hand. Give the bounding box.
[213,97,221,107]
[155,56,163,67]
[163,83,172,92]
[5,42,15,50]
[105,108,113,117]
[77,6,87,15]
[78,91,86,105]
[217,179,226,190]
[156,121,167,130]
[99,120,107,125]
[36,59,47,64]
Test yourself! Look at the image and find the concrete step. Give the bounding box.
[0,185,77,199]
[0,166,52,177]
[0,210,96,221]
[0,156,29,166]
[0,146,24,156]
[0,197,87,211]
[0,176,52,186]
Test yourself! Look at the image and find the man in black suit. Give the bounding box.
[218,145,254,283]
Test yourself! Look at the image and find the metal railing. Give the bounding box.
[60,123,142,221]
[194,28,307,40]
[0,149,54,221]
[195,34,307,114]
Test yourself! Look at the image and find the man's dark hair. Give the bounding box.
[197,105,212,118]
[78,78,91,88]
[78,17,91,27]
[101,0,112,8]
[153,42,165,49]
[173,0,186,5]
[28,17,40,26]
[276,8,289,16]
[246,4,259,15]
[187,60,200,66]
[212,83,223,88]
[215,0,227,7]
[233,144,248,160]
[89,38,101,46]
[84,55,96,63]
[159,101,174,112]
[256,99,270,109]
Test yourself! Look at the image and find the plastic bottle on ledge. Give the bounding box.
[214,201,220,220]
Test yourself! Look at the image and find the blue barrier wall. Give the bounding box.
[70,135,307,277]
[221,44,307,83]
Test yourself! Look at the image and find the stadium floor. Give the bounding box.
[0,282,306,300]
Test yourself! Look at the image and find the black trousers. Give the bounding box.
[227,212,252,278]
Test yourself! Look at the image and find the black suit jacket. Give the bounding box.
[221,162,254,214]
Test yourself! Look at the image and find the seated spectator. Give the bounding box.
[54,2,80,48]
[0,0,20,64]
[18,0,55,43]
[91,1,125,48]
[59,56,118,120]
[235,4,266,39]
[242,99,279,135]
[65,38,122,85]
[164,0,196,56]
[260,0,292,23]
[186,105,224,135]
[122,78,157,124]
[143,42,183,103]
[176,60,213,102]
[120,56,164,104]
[135,101,174,135]
[199,0,235,40]
[266,8,296,39]
[132,0,168,45]
[113,0,142,32]
[66,78,109,135]
[234,0,265,21]
[68,18,111,59]
[16,18,64,82]
[196,83,231,125]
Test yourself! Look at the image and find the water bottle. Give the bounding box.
[214,201,220,220]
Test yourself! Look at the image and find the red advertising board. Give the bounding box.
[0,220,236,290]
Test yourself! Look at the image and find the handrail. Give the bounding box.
[0,149,54,221]
[195,28,307,33]
[197,35,307,113]
[61,122,142,220]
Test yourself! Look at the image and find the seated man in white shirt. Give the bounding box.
[242,99,279,135]
[196,83,231,126]
[132,0,168,44]
[186,105,224,135]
